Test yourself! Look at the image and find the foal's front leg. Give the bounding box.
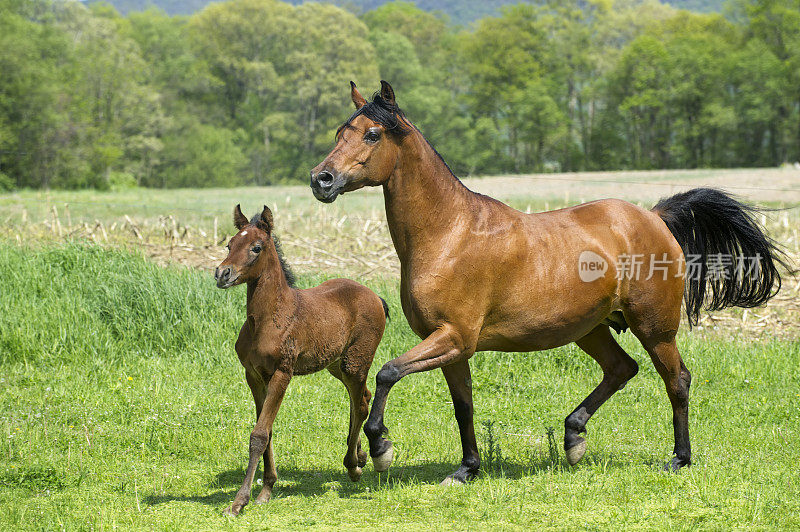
[226,368,291,516]
[253,435,277,504]
[244,372,277,504]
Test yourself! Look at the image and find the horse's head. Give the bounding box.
[310,80,410,203]
[215,204,275,288]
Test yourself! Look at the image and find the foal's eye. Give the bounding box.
[364,130,381,143]
[251,245,262,254]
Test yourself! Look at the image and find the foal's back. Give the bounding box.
[289,279,387,376]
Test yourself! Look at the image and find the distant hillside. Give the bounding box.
[96,0,725,22]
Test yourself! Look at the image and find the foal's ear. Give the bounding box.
[350,81,366,109]
[379,80,396,106]
[233,204,249,230]
[255,205,274,234]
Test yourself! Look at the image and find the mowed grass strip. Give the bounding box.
[1,244,798,530]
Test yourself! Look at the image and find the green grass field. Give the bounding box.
[2,244,799,530]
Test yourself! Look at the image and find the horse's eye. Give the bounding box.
[364,130,380,143]
[252,245,262,254]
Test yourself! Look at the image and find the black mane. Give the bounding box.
[336,91,460,180]
[336,92,412,139]
[249,213,296,287]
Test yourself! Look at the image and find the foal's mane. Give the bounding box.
[249,213,296,287]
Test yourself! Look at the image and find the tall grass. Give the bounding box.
[1,244,243,366]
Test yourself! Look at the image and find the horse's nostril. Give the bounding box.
[316,171,334,188]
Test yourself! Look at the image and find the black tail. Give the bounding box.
[653,188,792,327]
[379,297,390,320]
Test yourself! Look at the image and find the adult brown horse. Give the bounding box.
[215,205,391,515]
[311,81,789,484]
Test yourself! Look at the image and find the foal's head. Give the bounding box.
[310,80,411,203]
[215,204,294,289]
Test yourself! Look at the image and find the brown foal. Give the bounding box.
[215,204,390,515]
[310,81,789,484]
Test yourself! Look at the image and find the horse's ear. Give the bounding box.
[351,81,366,109]
[256,205,274,234]
[233,204,248,230]
[379,80,396,106]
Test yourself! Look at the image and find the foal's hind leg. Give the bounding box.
[565,325,639,466]
[328,363,371,481]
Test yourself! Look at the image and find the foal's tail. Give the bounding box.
[379,297,390,320]
[653,188,792,327]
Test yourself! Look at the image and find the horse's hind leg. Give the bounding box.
[328,363,371,481]
[565,325,639,466]
[640,336,691,470]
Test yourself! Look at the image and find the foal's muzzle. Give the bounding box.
[310,170,342,203]
[214,266,238,288]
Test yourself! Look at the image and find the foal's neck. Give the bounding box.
[245,249,295,326]
[383,131,473,259]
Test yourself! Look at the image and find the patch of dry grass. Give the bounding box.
[1,169,798,337]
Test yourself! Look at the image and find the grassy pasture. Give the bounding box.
[1,170,799,529]
[1,244,799,530]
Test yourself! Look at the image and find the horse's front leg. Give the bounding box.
[226,368,291,516]
[364,325,473,479]
[440,360,480,484]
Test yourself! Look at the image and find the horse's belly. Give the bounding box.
[476,301,614,352]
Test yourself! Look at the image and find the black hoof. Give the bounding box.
[664,456,690,471]
[368,436,392,459]
[441,465,478,485]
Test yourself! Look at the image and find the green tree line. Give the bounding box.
[1,0,798,190]
[99,0,727,22]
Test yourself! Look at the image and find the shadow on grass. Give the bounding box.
[144,462,464,508]
[143,451,634,508]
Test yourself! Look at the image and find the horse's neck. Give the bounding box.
[246,252,295,325]
[383,133,472,260]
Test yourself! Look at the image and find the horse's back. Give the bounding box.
[440,196,683,351]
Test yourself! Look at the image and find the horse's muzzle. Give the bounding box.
[310,170,342,203]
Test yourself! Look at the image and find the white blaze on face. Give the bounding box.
[240,230,247,236]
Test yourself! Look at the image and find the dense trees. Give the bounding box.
[100,0,728,23]
[1,0,799,189]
